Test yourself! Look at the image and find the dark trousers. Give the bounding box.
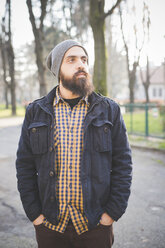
[34,222,114,248]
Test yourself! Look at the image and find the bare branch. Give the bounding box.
[26,0,48,96]
[103,0,122,19]
[119,5,130,70]
[26,0,37,34]
[40,0,49,31]
[140,58,159,85]
[62,0,72,36]
[140,68,144,83]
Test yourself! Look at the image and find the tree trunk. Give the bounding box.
[26,0,47,97]
[141,56,151,103]
[144,56,150,103]
[8,43,16,115]
[5,85,9,109]
[128,62,138,103]
[7,0,16,115]
[89,0,122,95]
[129,75,134,103]
[0,35,9,109]
[143,83,149,103]
[91,20,107,94]
[89,0,107,95]
[35,36,46,96]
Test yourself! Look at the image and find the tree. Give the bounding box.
[140,57,150,103]
[51,0,89,43]
[0,0,16,115]
[106,16,128,99]
[0,19,9,109]
[62,0,89,42]
[119,2,145,103]
[26,0,49,96]
[7,0,16,115]
[89,0,122,95]
[15,43,39,103]
[139,2,152,103]
[140,58,160,103]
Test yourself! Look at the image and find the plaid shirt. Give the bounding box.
[43,86,89,234]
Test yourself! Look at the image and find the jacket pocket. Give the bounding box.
[92,120,113,152]
[28,122,48,154]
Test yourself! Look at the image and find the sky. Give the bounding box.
[0,0,165,67]
[138,0,165,65]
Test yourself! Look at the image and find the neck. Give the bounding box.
[59,82,80,99]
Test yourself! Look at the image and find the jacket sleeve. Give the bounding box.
[104,102,132,221]
[16,104,42,222]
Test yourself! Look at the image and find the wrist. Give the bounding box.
[100,212,114,225]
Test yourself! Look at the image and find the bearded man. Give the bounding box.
[16,40,132,248]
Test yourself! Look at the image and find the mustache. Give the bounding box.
[74,70,88,77]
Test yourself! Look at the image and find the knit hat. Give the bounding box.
[46,39,88,81]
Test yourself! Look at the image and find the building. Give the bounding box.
[136,63,165,104]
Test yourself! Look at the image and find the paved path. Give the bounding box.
[0,117,24,128]
[0,119,165,248]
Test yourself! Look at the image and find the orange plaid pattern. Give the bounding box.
[43,86,89,234]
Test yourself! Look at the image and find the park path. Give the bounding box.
[0,118,165,248]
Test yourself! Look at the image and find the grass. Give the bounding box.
[123,110,165,138]
[156,159,164,165]
[1,104,165,150]
[0,105,25,118]
[1,104,165,137]
[159,141,165,149]
[128,134,165,151]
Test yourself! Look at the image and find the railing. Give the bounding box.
[121,104,165,139]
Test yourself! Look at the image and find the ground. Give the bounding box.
[0,117,165,248]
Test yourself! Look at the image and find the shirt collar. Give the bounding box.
[53,86,63,106]
[53,86,89,106]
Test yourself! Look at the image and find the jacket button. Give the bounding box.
[50,196,54,202]
[104,126,108,133]
[49,171,54,177]
[32,128,36,133]
[49,146,53,152]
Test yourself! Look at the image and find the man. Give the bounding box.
[16,40,132,248]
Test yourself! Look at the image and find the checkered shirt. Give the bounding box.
[43,86,89,235]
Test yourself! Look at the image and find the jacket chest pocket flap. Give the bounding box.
[92,120,113,152]
[28,122,48,154]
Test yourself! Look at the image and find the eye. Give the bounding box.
[82,58,87,63]
[68,58,75,63]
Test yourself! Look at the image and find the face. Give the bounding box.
[59,46,94,97]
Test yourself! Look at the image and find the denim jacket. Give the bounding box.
[16,86,132,230]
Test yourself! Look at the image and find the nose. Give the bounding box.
[76,59,85,70]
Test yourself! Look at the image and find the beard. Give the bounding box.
[60,70,94,97]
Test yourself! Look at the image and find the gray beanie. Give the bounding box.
[46,39,88,80]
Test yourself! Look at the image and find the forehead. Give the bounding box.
[63,46,87,59]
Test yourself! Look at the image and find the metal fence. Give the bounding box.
[120,104,165,139]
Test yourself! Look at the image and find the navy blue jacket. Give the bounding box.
[16,86,132,230]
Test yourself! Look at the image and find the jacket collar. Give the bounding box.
[44,85,104,105]
[45,86,57,105]
[38,85,104,116]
